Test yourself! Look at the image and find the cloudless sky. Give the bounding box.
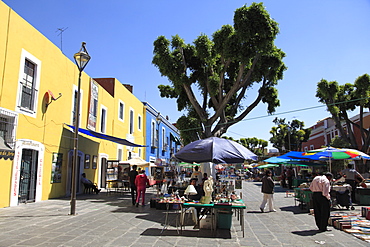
[3,0,370,146]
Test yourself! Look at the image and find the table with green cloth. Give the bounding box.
[294,188,312,211]
[180,200,246,237]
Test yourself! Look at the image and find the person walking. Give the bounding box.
[309,172,333,232]
[135,169,149,207]
[340,164,364,203]
[128,165,139,205]
[260,170,276,213]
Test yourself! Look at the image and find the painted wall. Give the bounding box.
[143,102,181,173]
[0,2,145,207]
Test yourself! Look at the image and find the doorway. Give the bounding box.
[18,149,38,204]
[100,157,107,188]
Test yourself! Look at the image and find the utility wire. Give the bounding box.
[179,96,370,133]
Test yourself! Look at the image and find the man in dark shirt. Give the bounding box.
[128,165,138,205]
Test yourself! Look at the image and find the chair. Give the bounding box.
[83,183,94,194]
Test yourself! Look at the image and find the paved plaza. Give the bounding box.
[0,181,368,247]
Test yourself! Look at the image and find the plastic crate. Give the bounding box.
[217,211,233,229]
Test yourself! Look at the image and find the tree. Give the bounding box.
[269,118,311,153]
[316,75,370,152]
[222,136,268,156]
[153,3,286,144]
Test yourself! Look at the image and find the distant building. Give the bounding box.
[301,112,370,152]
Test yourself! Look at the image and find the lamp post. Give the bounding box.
[156,112,161,162]
[70,42,91,215]
[155,112,161,196]
[287,122,291,152]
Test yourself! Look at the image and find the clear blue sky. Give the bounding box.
[3,0,370,145]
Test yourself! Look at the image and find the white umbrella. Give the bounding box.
[121,157,150,166]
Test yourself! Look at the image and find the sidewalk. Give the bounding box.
[0,182,368,247]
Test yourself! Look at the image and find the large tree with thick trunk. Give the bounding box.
[316,74,370,152]
[153,3,286,144]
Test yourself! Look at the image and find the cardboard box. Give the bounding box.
[362,206,370,217]
[339,220,351,230]
[200,215,213,229]
[329,216,342,226]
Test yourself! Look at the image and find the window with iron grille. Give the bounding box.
[0,108,17,149]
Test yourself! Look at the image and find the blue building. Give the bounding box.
[143,102,181,171]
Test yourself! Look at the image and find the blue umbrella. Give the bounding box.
[174,137,257,164]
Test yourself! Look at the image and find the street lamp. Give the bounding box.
[287,122,291,152]
[155,112,161,196]
[70,42,91,215]
[156,112,161,161]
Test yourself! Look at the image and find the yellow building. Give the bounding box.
[0,1,145,208]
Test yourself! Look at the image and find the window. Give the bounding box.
[129,109,134,134]
[162,127,166,151]
[117,147,123,161]
[17,49,41,117]
[118,101,124,122]
[100,105,107,133]
[71,85,83,127]
[0,108,18,149]
[138,115,142,131]
[151,121,156,147]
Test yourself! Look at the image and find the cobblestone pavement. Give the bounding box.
[0,181,368,247]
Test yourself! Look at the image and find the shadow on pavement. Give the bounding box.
[291,229,318,236]
[279,206,310,214]
[141,228,232,239]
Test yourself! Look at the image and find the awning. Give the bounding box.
[66,124,145,147]
[0,136,14,160]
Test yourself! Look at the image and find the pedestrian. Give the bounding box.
[128,165,138,205]
[309,172,333,232]
[340,164,365,203]
[286,167,294,189]
[135,169,149,207]
[260,170,276,213]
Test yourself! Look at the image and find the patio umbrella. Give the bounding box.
[301,147,370,171]
[174,137,257,164]
[121,157,150,166]
[178,162,200,168]
[255,164,279,169]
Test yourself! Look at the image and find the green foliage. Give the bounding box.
[330,136,351,148]
[222,136,268,156]
[152,3,286,142]
[316,74,370,152]
[269,118,311,152]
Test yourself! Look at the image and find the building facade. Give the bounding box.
[143,102,181,173]
[301,113,370,152]
[0,2,146,208]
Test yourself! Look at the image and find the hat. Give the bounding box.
[325,172,333,177]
